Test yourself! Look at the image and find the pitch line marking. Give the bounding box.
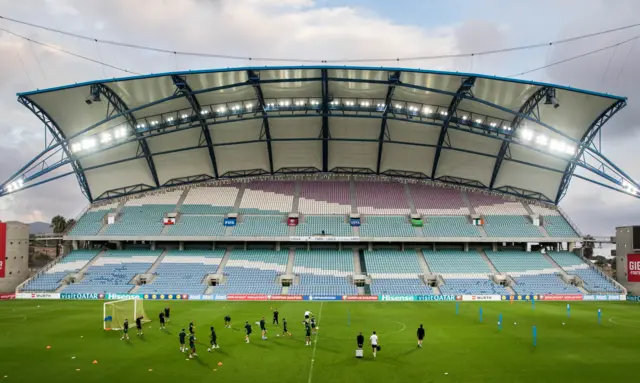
[609,316,640,328]
[308,301,324,383]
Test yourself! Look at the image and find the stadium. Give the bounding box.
[1,66,640,382]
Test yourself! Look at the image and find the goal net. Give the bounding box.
[103,298,149,330]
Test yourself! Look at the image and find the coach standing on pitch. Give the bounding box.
[417,324,425,348]
[357,332,364,349]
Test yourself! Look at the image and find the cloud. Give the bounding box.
[0,0,638,236]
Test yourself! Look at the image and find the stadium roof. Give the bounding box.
[2,66,637,204]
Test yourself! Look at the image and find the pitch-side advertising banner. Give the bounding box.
[227,294,269,301]
[501,295,542,301]
[0,293,15,300]
[628,254,640,282]
[289,236,360,242]
[0,222,6,279]
[269,295,304,301]
[627,295,640,302]
[462,295,502,302]
[18,292,61,299]
[541,294,583,301]
[141,294,188,300]
[304,295,343,301]
[344,295,378,301]
[60,293,104,300]
[583,294,625,301]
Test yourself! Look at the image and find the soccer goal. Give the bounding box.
[103,298,149,330]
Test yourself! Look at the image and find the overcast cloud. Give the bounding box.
[0,0,639,235]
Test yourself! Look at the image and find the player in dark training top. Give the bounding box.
[273,308,279,325]
[208,326,219,351]
[260,317,267,340]
[164,307,171,322]
[244,321,252,343]
[188,333,197,358]
[189,321,196,339]
[159,311,166,330]
[282,318,291,336]
[417,324,425,348]
[224,315,231,328]
[121,319,130,340]
[310,316,317,335]
[304,323,312,346]
[135,316,144,336]
[179,329,187,353]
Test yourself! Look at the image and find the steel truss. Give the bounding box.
[93,83,160,189]
[2,72,637,204]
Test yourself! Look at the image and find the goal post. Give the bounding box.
[103,298,150,330]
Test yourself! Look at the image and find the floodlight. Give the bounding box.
[461,115,468,120]
[82,138,96,150]
[284,101,290,106]
[440,111,448,116]
[181,114,189,119]
[136,123,145,129]
[246,103,253,108]
[201,110,209,115]
[520,129,534,141]
[475,119,483,124]
[565,145,576,155]
[100,133,112,143]
[167,117,174,122]
[544,88,560,108]
[423,108,432,114]
[489,122,497,127]
[535,135,548,146]
[503,125,512,131]
[71,143,82,152]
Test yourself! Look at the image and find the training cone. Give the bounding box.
[92,360,98,364]
[218,362,223,366]
[46,345,51,349]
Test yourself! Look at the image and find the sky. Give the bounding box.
[0,0,639,235]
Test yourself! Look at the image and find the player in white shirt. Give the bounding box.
[369,331,379,358]
[303,311,313,326]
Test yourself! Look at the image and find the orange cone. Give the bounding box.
[46,345,51,349]
[217,362,223,366]
[93,360,98,364]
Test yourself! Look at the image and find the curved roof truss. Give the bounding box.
[1,66,635,204]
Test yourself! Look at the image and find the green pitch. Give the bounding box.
[0,300,639,383]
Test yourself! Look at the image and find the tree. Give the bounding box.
[65,219,76,231]
[50,215,67,234]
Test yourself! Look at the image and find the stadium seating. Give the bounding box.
[365,250,434,295]
[103,190,181,236]
[22,250,101,292]
[232,216,288,237]
[422,216,481,237]
[543,216,579,237]
[299,181,351,214]
[137,250,224,295]
[512,274,583,295]
[180,185,239,214]
[67,208,113,236]
[213,250,287,295]
[166,215,226,236]
[547,251,622,293]
[62,249,161,294]
[483,215,544,237]
[289,250,357,295]
[439,278,509,295]
[360,216,415,237]
[239,181,294,214]
[295,216,353,237]
[467,192,528,215]
[410,184,468,215]
[356,182,410,215]
[485,251,553,273]
[423,250,492,274]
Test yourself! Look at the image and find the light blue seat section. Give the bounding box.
[512,274,582,295]
[22,250,100,292]
[364,250,422,274]
[422,216,481,237]
[483,215,543,237]
[544,216,579,237]
[360,216,416,237]
[423,250,492,274]
[547,251,584,268]
[369,278,435,295]
[213,250,287,295]
[167,216,226,236]
[289,250,356,295]
[571,268,622,293]
[485,251,552,273]
[137,250,224,295]
[62,249,161,294]
[440,278,509,295]
[68,210,112,236]
[103,205,174,236]
[296,216,352,237]
[232,216,288,237]
[180,204,232,214]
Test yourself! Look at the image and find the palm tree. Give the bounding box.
[50,215,67,234]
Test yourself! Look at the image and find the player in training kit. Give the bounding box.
[189,321,196,339]
[208,326,219,351]
[273,309,279,325]
[357,332,364,349]
[179,329,187,352]
[159,311,166,330]
[260,317,267,340]
[282,318,291,336]
[136,316,144,336]
[305,323,312,346]
[310,316,317,335]
[303,311,312,326]
[188,333,197,358]
[417,324,425,348]
[121,319,130,340]
[244,321,252,343]
[164,307,171,323]
[224,315,231,328]
[370,331,379,358]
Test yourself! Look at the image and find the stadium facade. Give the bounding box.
[0,66,634,301]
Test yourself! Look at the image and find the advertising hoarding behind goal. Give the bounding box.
[628,254,640,282]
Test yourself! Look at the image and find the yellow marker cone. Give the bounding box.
[46,345,51,349]
[218,362,223,366]
[92,360,98,364]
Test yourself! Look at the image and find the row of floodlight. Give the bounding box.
[518,128,576,155]
[622,180,639,195]
[71,127,128,154]
[4,178,24,193]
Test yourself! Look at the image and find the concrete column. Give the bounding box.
[464,243,469,252]
[150,241,156,251]
[276,242,281,251]
[179,241,184,251]
[492,242,498,252]
[72,240,79,250]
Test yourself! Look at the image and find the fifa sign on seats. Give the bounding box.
[628,254,640,282]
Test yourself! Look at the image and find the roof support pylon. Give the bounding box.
[247,70,274,175]
[321,69,329,172]
[431,77,476,179]
[376,71,401,174]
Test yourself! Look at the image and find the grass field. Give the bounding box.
[0,300,639,383]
